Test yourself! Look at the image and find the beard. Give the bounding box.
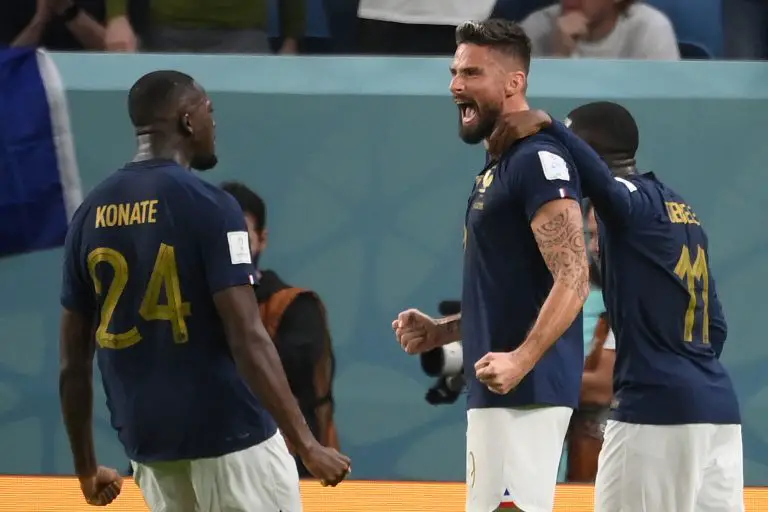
[458,102,501,145]
[191,153,218,171]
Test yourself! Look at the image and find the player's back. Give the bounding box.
[462,133,584,411]
[599,173,740,425]
[68,159,276,462]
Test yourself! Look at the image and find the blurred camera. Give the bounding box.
[421,300,466,405]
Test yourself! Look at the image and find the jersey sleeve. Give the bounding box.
[198,191,257,294]
[708,274,727,358]
[545,120,646,227]
[603,330,616,351]
[60,213,95,313]
[513,143,581,222]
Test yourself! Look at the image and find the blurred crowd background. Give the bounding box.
[0,0,765,60]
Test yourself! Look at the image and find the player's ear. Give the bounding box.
[180,112,194,137]
[505,70,527,98]
[260,228,269,250]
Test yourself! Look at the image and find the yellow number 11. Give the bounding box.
[674,244,709,343]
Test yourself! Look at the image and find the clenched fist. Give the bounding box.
[475,351,533,395]
[79,466,123,506]
[392,309,442,355]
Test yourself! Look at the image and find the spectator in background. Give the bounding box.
[1,0,106,50]
[221,181,340,478]
[104,0,303,53]
[521,0,679,59]
[355,0,496,55]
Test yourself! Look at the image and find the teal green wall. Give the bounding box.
[1,54,767,483]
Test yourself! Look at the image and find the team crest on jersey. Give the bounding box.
[478,167,495,193]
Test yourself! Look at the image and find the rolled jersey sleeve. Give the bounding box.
[60,212,95,314]
[513,143,581,222]
[198,192,257,293]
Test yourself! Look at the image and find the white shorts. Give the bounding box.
[131,431,302,512]
[595,421,744,512]
[466,406,573,512]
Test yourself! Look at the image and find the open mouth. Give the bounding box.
[456,101,478,125]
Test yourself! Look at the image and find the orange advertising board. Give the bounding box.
[0,477,763,511]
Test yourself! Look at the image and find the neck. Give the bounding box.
[133,133,191,169]
[484,97,530,159]
[609,161,637,178]
[586,10,620,42]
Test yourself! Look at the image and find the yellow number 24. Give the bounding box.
[87,244,191,350]
[674,244,709,344]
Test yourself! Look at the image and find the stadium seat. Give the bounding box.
[644,0,724,58]
[678,41,713,59]
[492,0,557,22]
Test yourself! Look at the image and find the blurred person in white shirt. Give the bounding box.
[355,0,495,54]
[521,0,679,59]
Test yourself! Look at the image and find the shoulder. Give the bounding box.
[502,134,574,180]
[625,3,675,32]
[513,133,571,159]
[176,175,243,222]
[199,179,241,210]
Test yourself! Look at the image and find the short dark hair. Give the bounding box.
[455,19,532,72]
[220,181,266,232]
[127,70,198,128]
[567,101,639,158]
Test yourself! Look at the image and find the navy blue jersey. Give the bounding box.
[60,159,277,463]
[463,133,585,410]
[547,121,740,425]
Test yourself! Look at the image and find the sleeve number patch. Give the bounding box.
[537,150,570,181]
[227,231,252,265]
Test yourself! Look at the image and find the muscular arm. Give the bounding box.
[214,285,316,456]
[59,308,97,479]
[516,199,590,366]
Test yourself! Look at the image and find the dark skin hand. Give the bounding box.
[486,110,554,159]
[214,285,351,486]
[59,309,123,506]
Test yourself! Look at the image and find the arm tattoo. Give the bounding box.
[533,202,590,301]
[437,314,461,333]
[436,313,462,343]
